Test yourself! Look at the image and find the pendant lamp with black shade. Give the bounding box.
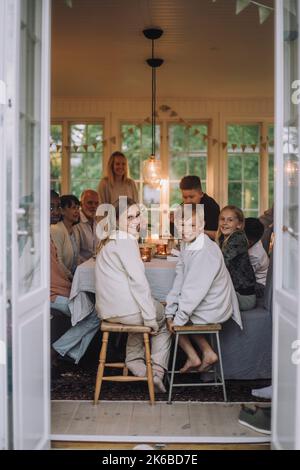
[142,28,164,187]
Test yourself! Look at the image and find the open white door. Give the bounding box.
[0,0,8,451]
[273,0,300,450]
[4,0,51,450]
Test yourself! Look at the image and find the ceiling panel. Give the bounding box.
[51,0,274,98]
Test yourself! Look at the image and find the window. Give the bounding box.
[50,124,63,193]
[268,125,274,208]
[169,123,208,206]
[50,122,104,197]
[70,123,103,197]
[227,124,260,217]
[121,123,161,207]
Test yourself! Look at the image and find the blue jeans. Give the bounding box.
[53,311,100,364]
[51,297,100,364]
[50,296,71,316]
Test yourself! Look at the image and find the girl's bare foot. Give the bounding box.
[180,357,201,373]
[198,352,218,372]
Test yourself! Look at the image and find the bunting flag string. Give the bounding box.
[50,102,273,154]
[213,0,274,25]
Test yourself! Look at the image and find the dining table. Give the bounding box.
[68,256,178,326]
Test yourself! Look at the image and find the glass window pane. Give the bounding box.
[227,124,260,213]
[50,124,62,193]
[228,182,242,208]
[281,1,299,292]
[244,182,259,212]
[170,158,187,180]
[169,183,182,207]
[18,0,42,295]
[268,125,275,208]
[228,155,242,181]
[70,123,103,197]
[121,123,161,205]
[169,123,208,203]
[244,154,259,180]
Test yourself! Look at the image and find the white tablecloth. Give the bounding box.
[69,257,178,325]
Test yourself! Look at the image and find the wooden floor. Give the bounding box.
[51,400,271,447]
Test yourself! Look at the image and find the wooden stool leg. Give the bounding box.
[144,333,155,405]
[94,331,109,405]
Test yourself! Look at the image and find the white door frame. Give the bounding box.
[272,0,300,450]
[4,0,51,450]
[0,0,8,452]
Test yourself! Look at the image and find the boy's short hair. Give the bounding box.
[179,175,202,192]
[245,217,265,244]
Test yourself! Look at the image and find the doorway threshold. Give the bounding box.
[51,400,271,445]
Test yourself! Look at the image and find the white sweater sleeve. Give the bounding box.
[165,256,185,318]
[173,253,220,326]
[117,239,158,329]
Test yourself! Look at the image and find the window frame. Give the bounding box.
[220,118,275,214]
[50,118,105,195]
[167,120,210,207]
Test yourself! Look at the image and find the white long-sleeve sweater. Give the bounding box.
[95,231,157,329]
[165,234,242,328]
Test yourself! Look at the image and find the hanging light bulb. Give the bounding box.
[143,155,161,187]
[142,29,164,187]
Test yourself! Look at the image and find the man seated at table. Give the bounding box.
[74,189,99,262]
[165,204,242,373]
[50,193,100,364]
[170,176,220,240]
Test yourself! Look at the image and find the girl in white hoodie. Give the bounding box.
[95,197,171,392]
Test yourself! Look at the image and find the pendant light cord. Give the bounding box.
[152,39,156,157]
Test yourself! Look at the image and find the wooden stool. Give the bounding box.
[94,321,155,405]
[167,324,227,403]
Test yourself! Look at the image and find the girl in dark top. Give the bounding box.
[216,205,256,311]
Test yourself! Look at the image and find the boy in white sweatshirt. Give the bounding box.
[165,204,242,373]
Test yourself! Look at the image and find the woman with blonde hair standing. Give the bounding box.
[97,151,138,204]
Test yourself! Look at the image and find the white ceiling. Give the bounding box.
[51,0,274,99]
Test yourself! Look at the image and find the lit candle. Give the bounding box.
[160,178,170,238]
[156,244,167,256]
[139,246,152,262]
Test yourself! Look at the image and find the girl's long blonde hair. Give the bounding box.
[216,205,245,247]
[106,151,129,186]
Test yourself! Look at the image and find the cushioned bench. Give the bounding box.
[220,254,273,380]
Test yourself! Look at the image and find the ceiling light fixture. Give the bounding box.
[142,28,164,187]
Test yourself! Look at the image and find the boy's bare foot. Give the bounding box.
[180,357,201,373]
[198,352,218,372]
